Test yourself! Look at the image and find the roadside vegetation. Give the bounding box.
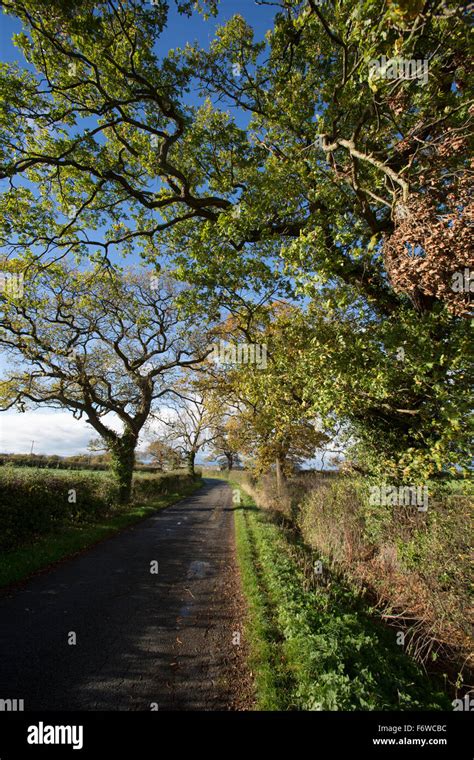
[232,480,452,711]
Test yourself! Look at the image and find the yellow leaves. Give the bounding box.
[393,37,404,56]
[367,235,379,252]
[0,378,16,406]
[388,0,425,22]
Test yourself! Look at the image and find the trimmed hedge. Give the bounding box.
[132,471,199,501]
[0,454,169,473]
[0,468,116,550]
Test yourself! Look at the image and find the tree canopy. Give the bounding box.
[0,0,472,482]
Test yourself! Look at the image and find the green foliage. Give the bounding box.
[289,472,472,681]
[0,466,115,549]
[0,453,169,472]
[0,0,472,480]
[208,294,472,479]
[204,303,329,475]
[132,470,198,500]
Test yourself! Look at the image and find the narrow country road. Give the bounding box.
[0,478,251,710]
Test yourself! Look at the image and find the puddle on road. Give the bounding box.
[186,560,211,579]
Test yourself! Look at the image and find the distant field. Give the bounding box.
[0,455,180,473]
[0,465,195,477]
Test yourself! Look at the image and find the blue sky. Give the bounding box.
[0,1,275,63]
[0,1,284,457]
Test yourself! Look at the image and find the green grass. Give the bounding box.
[233,483,451,712]
[0,480,202,590]
[234,495,288,710]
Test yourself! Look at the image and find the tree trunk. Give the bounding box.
[275,456,283,497]
[109,433,136,504]
[187,449,196,477]
[225,451,234,471]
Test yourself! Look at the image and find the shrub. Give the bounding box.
[235,491,450,710]
[0,467,201,551]
[0,467,116,550]
[132,471,198,500]
[237,469,473,693]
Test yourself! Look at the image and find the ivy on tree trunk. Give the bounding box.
[187,450,196,477]
[109,432,137,505]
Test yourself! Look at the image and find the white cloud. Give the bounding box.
[0,407,178,457]
[0,410,121,456]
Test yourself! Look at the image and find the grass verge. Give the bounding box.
[0,479,202,590]
[233,483,451,711]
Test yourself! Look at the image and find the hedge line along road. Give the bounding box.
[0,478,251,710]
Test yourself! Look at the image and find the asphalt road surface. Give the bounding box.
[0,478,248,710]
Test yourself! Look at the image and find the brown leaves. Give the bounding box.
[383,136,473,317]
